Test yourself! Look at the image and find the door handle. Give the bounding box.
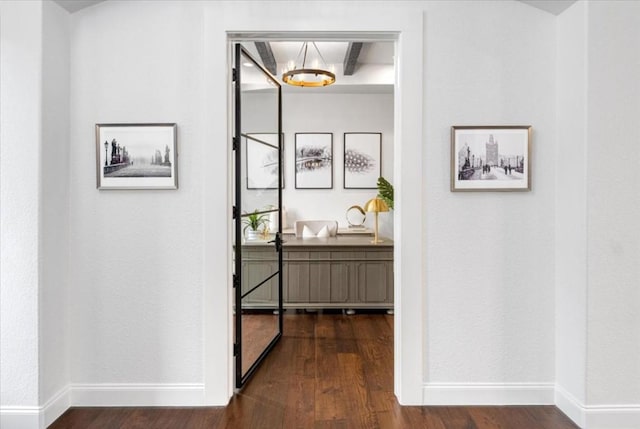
[267,232,283,252]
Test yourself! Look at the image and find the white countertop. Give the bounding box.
[243,235,392,247]
[281,227,374,236]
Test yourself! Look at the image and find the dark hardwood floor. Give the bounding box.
[49,311,579,428]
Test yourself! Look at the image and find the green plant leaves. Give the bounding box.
[377,177,394,210]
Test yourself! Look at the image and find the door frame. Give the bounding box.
[205,9,425,405]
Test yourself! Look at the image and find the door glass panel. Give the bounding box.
[240,273,279,374]
[234,44,283,388]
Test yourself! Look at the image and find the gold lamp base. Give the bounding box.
[364,197,389,245]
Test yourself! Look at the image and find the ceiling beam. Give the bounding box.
[343,42,364,76]
[254,42,277,76]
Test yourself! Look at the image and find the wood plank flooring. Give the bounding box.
[241,312,279,375]
[49,311,579,429]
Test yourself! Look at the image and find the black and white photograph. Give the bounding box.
[96,123,178,189]
[295,133,333,189]
[451,126,531,192]
[245,133,283,190]
[343,132,381,189]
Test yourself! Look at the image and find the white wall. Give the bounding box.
[586,0,640,412]
[41,0,71,417]
[555,1,640,427]
[64,0,557,408]
[7,1,638,427]
[284,93,394,237]
[68,0,205,399]
[1,2,73,426]
[243,92,394,237]
[423,0,556,402]
[66,0,420,406]
[555,0,588,420]
[0,0,43,418]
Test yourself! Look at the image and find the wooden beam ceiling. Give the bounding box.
[254,42,277,76]
[343,42,363,76]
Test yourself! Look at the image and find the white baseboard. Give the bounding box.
[69,383,206,407]
[0,408,42,429]
[43,386,71,427]
[4,382,637,428]
[1,383,204,428]
[0,386,69,429]
[555,384,586,427]
[555,385,640,429]
[585,406,640,429]
[422,382,555,405]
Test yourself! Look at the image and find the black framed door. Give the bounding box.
[233,43,283,389]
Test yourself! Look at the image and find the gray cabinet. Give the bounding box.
[356,258,393,304]
[243,237,393,310]
[241,249,279,307]
[284,252,353,305]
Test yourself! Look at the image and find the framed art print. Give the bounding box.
[96,123,178,190]
[451,125,531,192]
[343,132,381,189]
[295,133,333,189]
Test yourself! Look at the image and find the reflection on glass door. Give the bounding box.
[233,43,283,388]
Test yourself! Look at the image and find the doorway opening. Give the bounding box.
[230,33,398,392]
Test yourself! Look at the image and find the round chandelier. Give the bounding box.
[282,42,336,87]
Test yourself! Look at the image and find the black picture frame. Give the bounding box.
[343,132,381,189]
[294,133,333,189]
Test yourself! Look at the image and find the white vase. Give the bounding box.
[268,211,278,231]
[245,230,261,241]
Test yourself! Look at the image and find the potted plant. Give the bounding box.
[242,210,269,241]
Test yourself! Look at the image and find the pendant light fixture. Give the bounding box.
[282,42,336,87]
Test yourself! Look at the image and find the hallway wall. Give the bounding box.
[41,0,72,421]
[0,0,43,413]
[10,1,640,428]
[67,0,206,404]
[585,0,640,415]
[66,0,556,407]
[422,0,556,399]
[556,2,640,427]
[556,0,588,421]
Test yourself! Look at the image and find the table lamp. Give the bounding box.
[364,197,389,244]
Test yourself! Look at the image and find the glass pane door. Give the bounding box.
[233,43,283,388]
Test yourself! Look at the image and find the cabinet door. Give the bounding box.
[242,251,278,304]
[309,262,350,303]
[285,252,310,302]
[356,261,393,303]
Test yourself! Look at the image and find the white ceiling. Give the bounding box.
[51,0,576,92]
[53,0,577,16]
[519,0,576,15]
[254,41,395,66]
[241,41,395,91]
[54,0,104,13]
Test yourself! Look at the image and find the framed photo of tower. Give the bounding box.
[96,123,178,190]
[451,125,531,192]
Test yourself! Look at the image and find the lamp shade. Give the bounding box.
[364,197,389,213]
